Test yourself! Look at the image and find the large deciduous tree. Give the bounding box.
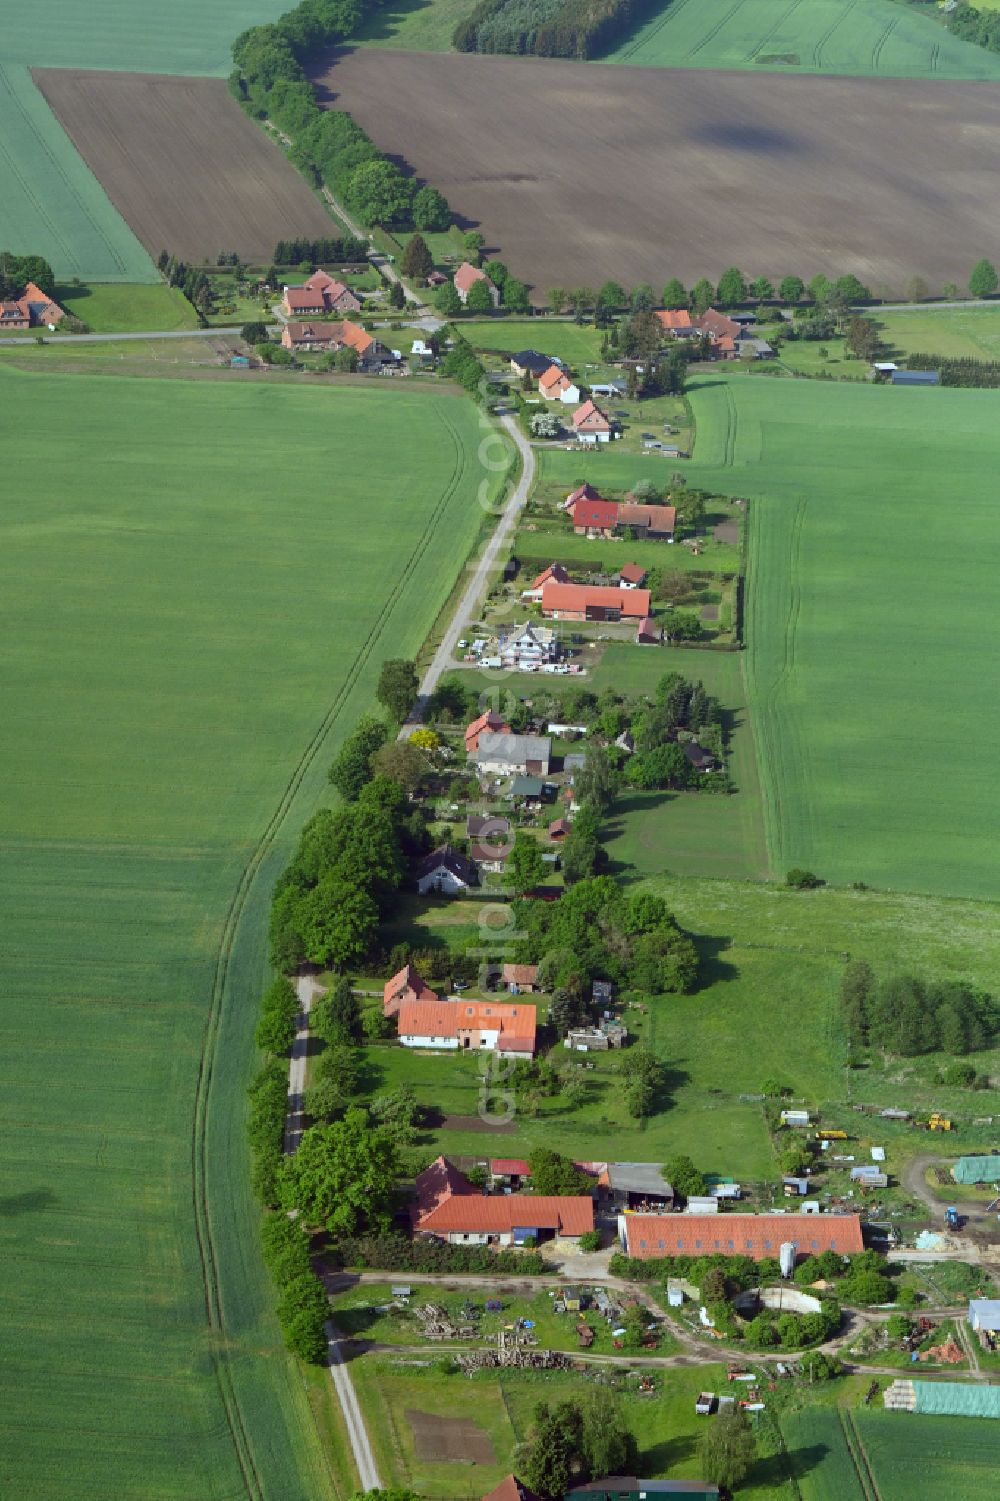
[412,184,451,231]
[281,1107,398,1235]
[376,658,419,722]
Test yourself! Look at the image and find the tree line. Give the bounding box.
[454,0,663,61]
[273,235,368,264]
[903,352,1000,388]
[841,959,998,1059]
[230,2,453,230]
[0,250,56,300]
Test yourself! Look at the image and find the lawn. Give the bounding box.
[56,281,198,332]
[0,65,156,283]
[583,643,768,883]
[461,318,608,369]
[605,0,1000,79]
[0,367,504,1500]
[351,1357,796,1497]
[674,373,1000,900]
[878,301,1000,360]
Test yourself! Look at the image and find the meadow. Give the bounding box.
[669,373,1000,901]
[0,367,504,1500]
[606,0,1000,78]
[57,281,198,332]
[877,301,1000,360]
[349,1357,797,1497]
[461,318,608,367]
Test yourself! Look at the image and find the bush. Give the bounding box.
[579,1230,601,1252]
[785,868,822,889]
[328,1233,548,1275]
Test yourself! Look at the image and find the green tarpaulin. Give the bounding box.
[913,1381,1000,1419]
[951,1155,1000,1185]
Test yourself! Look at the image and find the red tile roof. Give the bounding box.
[539,364,572,392]
[418,1190,593,1237]
[698,307,742,339]
[572,398,611,431]
[568,497,619,529]
[414,1154,475,1219]
[622,1213,864,1260]
[636,616,660,640]
[491,1159,531,1175]
[383,963,437,1016]
[565,482,603,507]
[620,562,647,584]
[465,709,511,753]
[530,562,570,590]
[541,582,651,619]
[656,308,695,331]
[284,286,326,310]
[454,260,489,293]
[549,817,572,838]
[482,1476,543,1501]
[502,963,539,986]
[618,503,677,535]
[339,321,374,354]
[398,997,536,1051]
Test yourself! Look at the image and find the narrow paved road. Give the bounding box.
[0,325,261,346]
[284,973,382,1491]
[400,412,535,736]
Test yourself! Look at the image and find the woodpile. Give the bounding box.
[413,1303,477,1340]
[455,1341,570,1373]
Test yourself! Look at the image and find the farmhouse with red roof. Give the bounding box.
[454,261,500,306]
[541,582,651,622]
[567,495,619,534]
[465,709,512,753]
[2,281,65,331]
[571,398,613,443]
[413,1155,593,1244]
[398,996,537,1057]
[281,272,361,317]
[655,307,697,334]
[280,319,389,367]
[538,364,581,404]
[619,1212,864,1262]
[521,561,570,601]
[619,562,648,587]
[382,963,438,1018]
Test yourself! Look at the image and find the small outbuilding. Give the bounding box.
[891,369,940,386]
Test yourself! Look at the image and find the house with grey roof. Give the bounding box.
[472,732,551,778]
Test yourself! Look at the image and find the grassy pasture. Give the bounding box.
[878,301,1000,360]
[675,374,1000,900]
[607,0,1000,78]
[351,1357,796,1497]
[56,281,198,332]
[0,367,502,1499]
[0,65,156,283]
[353,0,476,50]
[461,318,607,368]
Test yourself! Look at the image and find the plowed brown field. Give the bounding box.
[314,48,1000,296]
[33,70,337,264]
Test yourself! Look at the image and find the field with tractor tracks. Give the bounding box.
[0,365,503,1500]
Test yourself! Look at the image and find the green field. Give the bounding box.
[669,374,1000,900]
[0,367,504,1499]
[0,64,157,283]
[606,0,1000,78]
[56,282,199,332]
[784,1406,1000,1501]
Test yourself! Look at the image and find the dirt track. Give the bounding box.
[33,70,337,263]
[315,48,1000,295]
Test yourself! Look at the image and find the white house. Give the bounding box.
[472,732,551,778]
[397,998,536,1057]
[415,846,478,895]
